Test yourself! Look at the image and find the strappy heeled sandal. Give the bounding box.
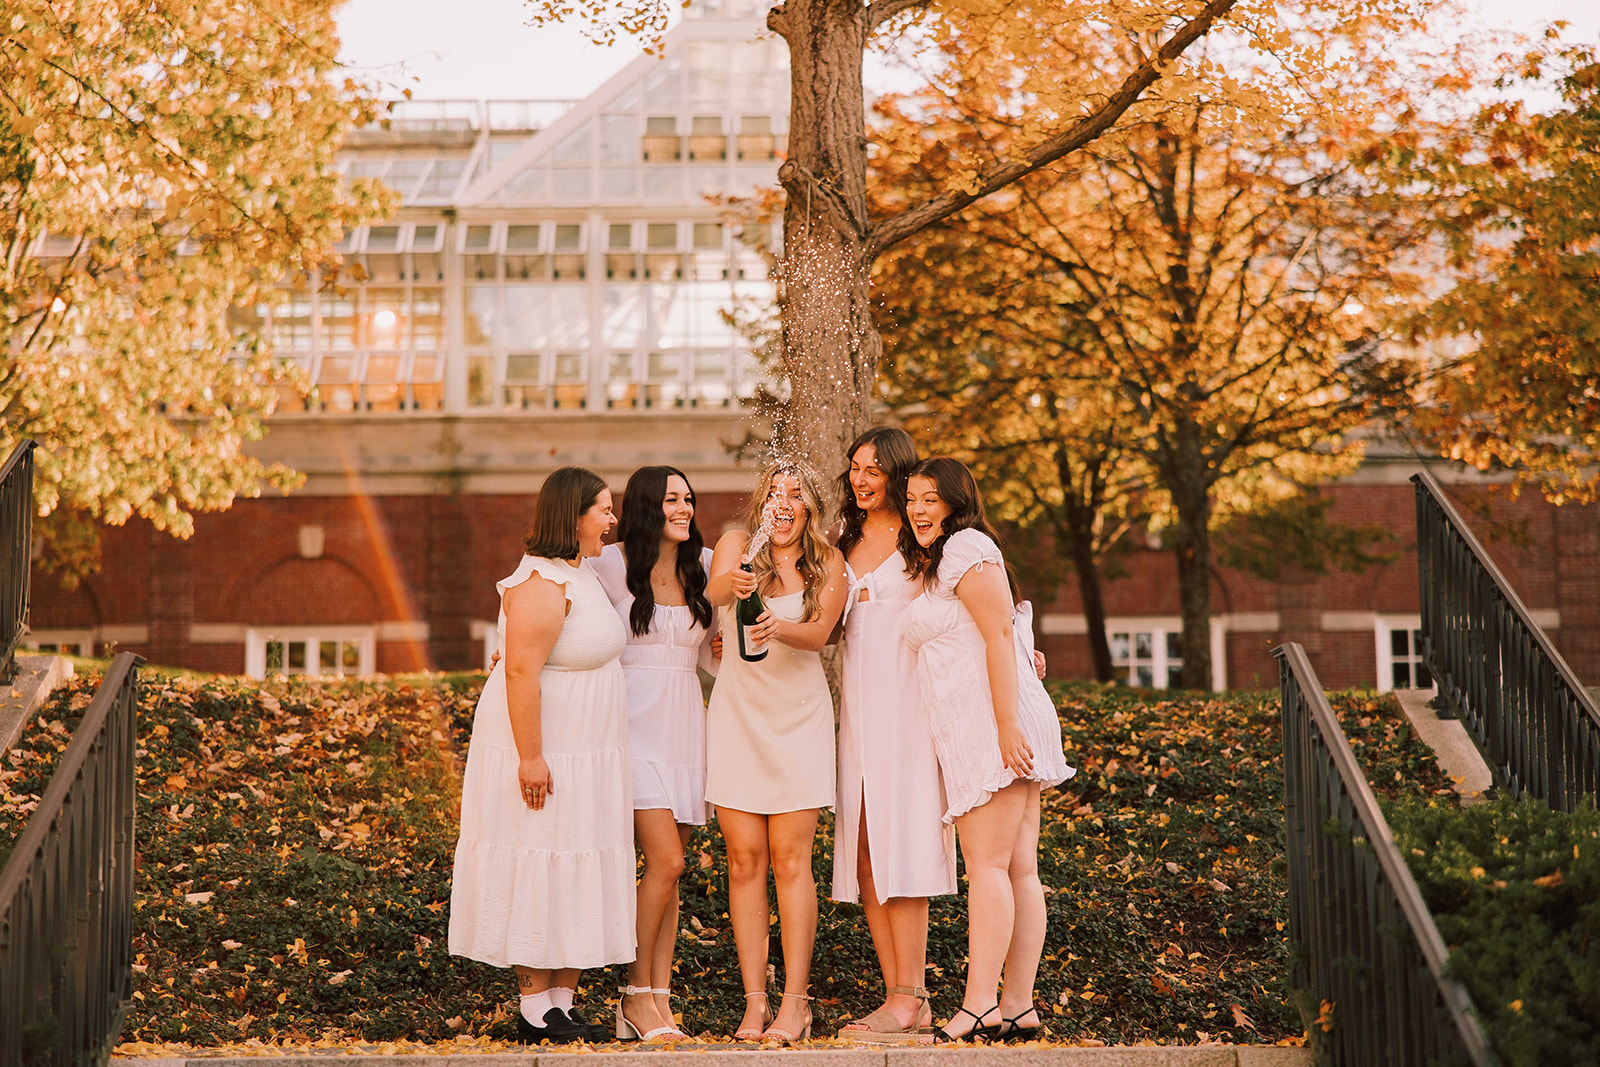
[844,985,933,1037]
[761,991,813,1044]
[733,991,772,1042]
[615,985,680,1042]
[932,1004,1002,1044]
[650,987,687,1037]
[997,1005,1043,1043]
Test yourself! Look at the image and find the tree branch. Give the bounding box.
[865,0,1240,259]
[868,0,930,32]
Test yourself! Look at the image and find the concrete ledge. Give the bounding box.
[114,1046,1310,1066]
[0,653,74,753]
[1393,689,1493,803]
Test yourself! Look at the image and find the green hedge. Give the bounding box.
[1387,794,1600,1065]
[0,669,1454,1048]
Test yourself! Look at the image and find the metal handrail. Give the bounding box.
[1413,471,1600,810]
[0,439,37,685]
[0,653,140,1067]
[1277,642,1496,1066]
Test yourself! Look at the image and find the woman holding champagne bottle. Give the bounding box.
[704,463,847,1043]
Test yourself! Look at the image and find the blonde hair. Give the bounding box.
[742,463,832,623]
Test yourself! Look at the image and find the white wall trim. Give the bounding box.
[191,624,249,643]
[376,620,431,642]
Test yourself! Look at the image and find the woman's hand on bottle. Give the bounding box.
[750,610,780,648]
[998,718,1034,778]
[518,756,554,811]
[729,567,758,598]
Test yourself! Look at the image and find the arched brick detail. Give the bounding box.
[235,557,381,625]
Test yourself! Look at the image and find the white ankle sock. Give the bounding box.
[520,990,554,1025]
[549,987,575,1014]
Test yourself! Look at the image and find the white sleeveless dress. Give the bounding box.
[833,551,957,904]
[902,530,1074,823]
[704,590,836,814]
[448,555,636,969]
[591,543,718,826]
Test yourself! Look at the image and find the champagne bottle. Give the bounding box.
[736,562,768,662]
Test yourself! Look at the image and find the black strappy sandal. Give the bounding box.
[932,1004,1002,1044]
[997,1006,1043,1043]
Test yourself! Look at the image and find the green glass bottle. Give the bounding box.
[736,562,768,662]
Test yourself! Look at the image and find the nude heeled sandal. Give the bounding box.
[762,992,813,1044]
[615,985,680,1041]
[734,991,772,1041]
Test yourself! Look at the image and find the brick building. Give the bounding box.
[22,5,1600,692]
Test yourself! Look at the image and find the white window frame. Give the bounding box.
[245,626,376,680]
[470,620,500,672]
[22,629,95,657]
[1103,616,1228,690]
[1375,614,1433,692]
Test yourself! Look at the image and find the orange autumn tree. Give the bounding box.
[0,0,392,577]
[527,0,1431,503]
[1395,38,1600,504]
[871,22,1432,689]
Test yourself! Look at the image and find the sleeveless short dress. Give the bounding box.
[704,590,836,814]
[833,551,957,904]
[591,543,718,826]
[902,530,1074,823]
[448,555,636,969]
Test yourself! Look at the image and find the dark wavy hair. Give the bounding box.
[618,465,713,636]
[525,466,609,561]
[836,426,922,576]
[907,457,1018,598]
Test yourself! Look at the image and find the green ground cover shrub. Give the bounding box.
[1387,794,1600,1065]
[0,668,1453,1048]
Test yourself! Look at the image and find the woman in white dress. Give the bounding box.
[590,465,718,1041]
[831,428,956,1038]
[449,466,634,1044]
[705,463,847,1043]
[902,457,1074,1045]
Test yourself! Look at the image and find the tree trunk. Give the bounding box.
[1054,446,1116,682]
[1168,424,1214,690]
[769,0,879,504]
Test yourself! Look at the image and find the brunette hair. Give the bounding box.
[907,457,1018,598]
[743,463,833,623]
[618,465,714,636]
[835,426,922,576]
[524,466,609,561]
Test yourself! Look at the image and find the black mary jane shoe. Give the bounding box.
[932,1005,1003,1045]
[564,1006,613,1043]
[516,1008,584,1045]
[997,1008,1043,1043]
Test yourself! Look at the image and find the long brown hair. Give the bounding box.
[743,463,833,623]
[835,426,922,576]
[618,465,713,636]
[524,466,608,561]
[907,457,1018,598]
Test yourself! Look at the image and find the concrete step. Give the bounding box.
[1392,688,1493,803]
[116,1047,1309,1067]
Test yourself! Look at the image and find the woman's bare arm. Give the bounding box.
[957,563,1034,777]
[501,575,567,809]
[706,530,752,606]
[771,548,849,652]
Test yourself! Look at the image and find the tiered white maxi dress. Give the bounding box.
[704,591,836,814]
[832,551,957,904]
[902,530,1074,823]
[591,543,718,826]
[448,555,636,969]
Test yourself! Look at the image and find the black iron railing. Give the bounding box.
[0,439,37,685]
[0,653,139,1067]
[1413,471,1600,810]
[1277,642,1495,1067]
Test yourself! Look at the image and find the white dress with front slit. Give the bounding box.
[832,550,957,904]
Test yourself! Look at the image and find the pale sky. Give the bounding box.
[336,0,1600,102]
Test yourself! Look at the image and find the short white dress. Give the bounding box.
[833,551,957,904]
[705,591,836,814]
[591,542,718,826]
[448,555,636,969]
[902,529,1073,823]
